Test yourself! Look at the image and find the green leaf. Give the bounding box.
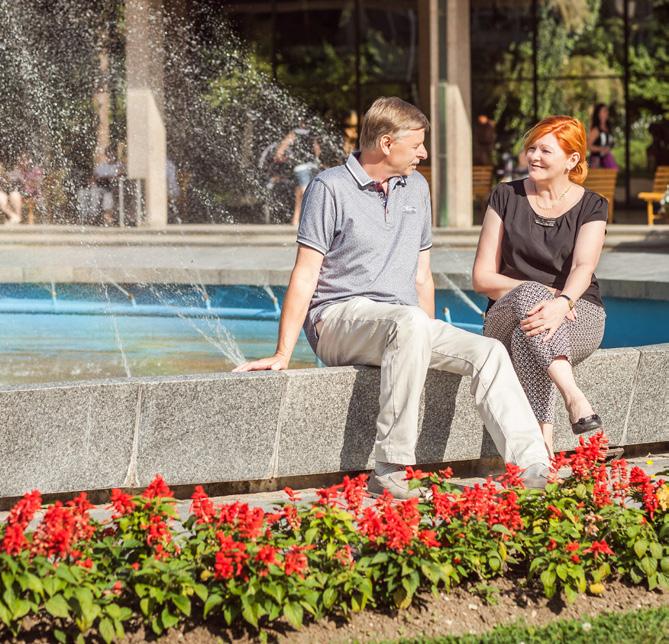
[371,551,389,564]
[193,583,208,603]
[241,597,259,628]
[10,598,31,620]
[392,586,412,609]
[161,606,179,630]
[172,594,191,617]
[304,527,319,544]
[540,568,556,589]
[556,564,568,581]
[650,542,663,559]
[43,576,63,597]
[45,594,70,619]
[283,601,304,629]
[640,556,658,577]
[322,587,337,609]
[139,597,151,617]
[99,617,115,644]
[564,584,578,603]
[54,629,67,644]
[0,601,11,626]
[634,539,649,558]
[203,593,223,619]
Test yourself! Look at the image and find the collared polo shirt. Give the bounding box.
[297,152,432,352]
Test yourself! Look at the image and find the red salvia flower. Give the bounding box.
[334,545,354,568]
[214,533,249,580]
[593,465,613,508]
[190,486,216,524]
[610,458,630,503]
[142,475,173,499]
[630,466,660,518]
[283,487,300,503]
[342,474,368,514]
[569,432,608,480]
[283,545,309,577]
[584,539,615,558]
[570,554,581,564]
[31,502,76,558]
[418,529,440,548]
[110,489,135,517]
[6,490,42,530]
[547,505,563,519]
[497,463,525,489]
[439,467,454,479]
[405,466,427,480]
[1,524,27,555]
[316,483,343,506]
[565,541,580,552]
[547,538,558,551]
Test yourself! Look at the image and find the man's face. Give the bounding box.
[384,128,428,175]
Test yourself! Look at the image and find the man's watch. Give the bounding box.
[558,293,575,310]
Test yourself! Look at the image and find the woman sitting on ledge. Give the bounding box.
[472,115,608,458]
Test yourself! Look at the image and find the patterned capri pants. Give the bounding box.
[483,281,606,423]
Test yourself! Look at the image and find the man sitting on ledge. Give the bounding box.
[234,97,550,498]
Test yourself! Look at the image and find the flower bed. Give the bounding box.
[0,432,668,642]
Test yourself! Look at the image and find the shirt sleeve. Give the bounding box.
[296,178,336,254]
[582,193,609,224]
[486,183,509,220]
[420,183,432,251]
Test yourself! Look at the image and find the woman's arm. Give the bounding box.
[521,220,606,339]
[558,220,607,302]
[472,206,527,300]
[588,127,609,154]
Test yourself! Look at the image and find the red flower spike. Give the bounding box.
[584,539,615,558]
[565,541,580,552]
[341,474,368,514]
[1,524,27,555]
[570,554,581,564]
[404,466,428,480]
[283,487,300,503]
[6,490,42,530]
[497,463,525,489]
[142,475,173,499]
[439,467,454,480]
[190,486,216,524]
[284,545,309,577]
[110,489,135,517]
[316,483,343,506]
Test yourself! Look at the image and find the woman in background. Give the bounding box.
[588,103,617,169]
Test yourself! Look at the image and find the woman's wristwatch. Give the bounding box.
[557,293,575,310]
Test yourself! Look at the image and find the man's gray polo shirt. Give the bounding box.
[297,153,432,352]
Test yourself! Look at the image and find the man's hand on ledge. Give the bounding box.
[232,352,290,372]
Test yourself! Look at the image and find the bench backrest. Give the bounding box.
[584,168,617,200]
[473,165,493,199]
[652,166,669,192]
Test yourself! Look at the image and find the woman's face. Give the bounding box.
[526,132,577,183]
[599,106,609,123]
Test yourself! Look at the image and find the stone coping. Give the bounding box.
[0,223,667,249]
[1,343,667,499]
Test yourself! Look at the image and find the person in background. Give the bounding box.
[588,104,617,169]
[0,163,22,224]
[274,123,321,226]
[473,114,496,166]
[473,115,608,458]
[8,154,43,224]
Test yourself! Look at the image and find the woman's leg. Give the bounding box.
[549,300,606,422]
[485,288,557,455]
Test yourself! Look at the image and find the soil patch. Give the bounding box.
[15,577,665,643]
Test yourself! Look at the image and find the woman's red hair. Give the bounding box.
[523,115,588,185]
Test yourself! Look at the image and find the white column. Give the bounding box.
[444,0,472,227]
[126,0,167,228]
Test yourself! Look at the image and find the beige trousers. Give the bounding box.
[315,297,549,468]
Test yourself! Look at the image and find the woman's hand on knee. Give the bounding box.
[520,297,571,341]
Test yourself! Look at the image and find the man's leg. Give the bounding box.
[428,319,550,471]
[317,298,432,466]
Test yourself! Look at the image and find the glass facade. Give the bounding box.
[471,0,669,218]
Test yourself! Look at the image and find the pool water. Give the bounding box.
[0,284,666,385]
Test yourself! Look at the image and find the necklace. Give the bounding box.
[533,180,572,211]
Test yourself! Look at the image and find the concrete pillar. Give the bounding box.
[418,0,440,226]
[444,0,472,227]
[126,0,167,228]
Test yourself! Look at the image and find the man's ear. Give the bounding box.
[379,134,393,156]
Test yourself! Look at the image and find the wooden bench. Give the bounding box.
[584,168,617,223]
[473,165,494,200]
[638,166,669,225]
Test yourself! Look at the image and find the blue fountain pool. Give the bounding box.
[0,283,666,385]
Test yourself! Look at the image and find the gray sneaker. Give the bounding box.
[367,470,426,499]
[520,463,550,489]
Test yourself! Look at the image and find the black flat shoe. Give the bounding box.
[571,414,603,435]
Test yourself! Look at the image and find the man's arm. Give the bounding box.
[233,245,324,371]
[416,249,435,318]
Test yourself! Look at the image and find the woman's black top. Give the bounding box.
[486,180,608,311]
[591,128,614,160]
